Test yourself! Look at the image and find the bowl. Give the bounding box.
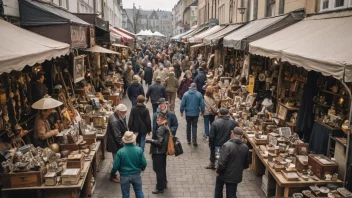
[320,187,330,194]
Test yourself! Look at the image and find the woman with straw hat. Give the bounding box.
[32,95,62,148]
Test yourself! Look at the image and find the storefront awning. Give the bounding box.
[203,24,243,46]
[188,25,224,43]
[110,27,134,42]
[112,43,129,48]
[181,26,209,41]
[224,14,300,50]
[115,28,136,38]
[74,13,109,32]
[110,31,122,43]
[19,0,89,26]
[249,13,352,82]
[190,43,205,48]
[171,28,196,41]
[82,45,119,54]
[0,19,70,73]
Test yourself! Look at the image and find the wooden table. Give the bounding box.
[96,129,107,160]
[2,142,101,198]
[244,133,342,197]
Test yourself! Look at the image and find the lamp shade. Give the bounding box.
[32,95,63,110]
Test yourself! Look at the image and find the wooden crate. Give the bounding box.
[83,133,96,145]
[61,169,81,185]
[108,95,120,106]
[308,154,338,179]
[60,138,83,152]
[1,168,47,188]
[67,154,85,170]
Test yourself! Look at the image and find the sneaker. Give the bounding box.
[206,137,209,142]
[188,141,191,145]
[193,140,198,147]
[203,134,207,139]
[205,163,215,169]
[152,189,164,194]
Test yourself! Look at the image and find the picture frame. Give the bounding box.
[278,104,288,120]
[74,55,85,83]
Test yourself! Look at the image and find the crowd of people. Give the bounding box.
[106,40,249,198]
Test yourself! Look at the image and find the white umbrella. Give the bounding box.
[32,95,63,110]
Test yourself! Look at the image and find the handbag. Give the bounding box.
[167,130,175,156]
[173,136,183,156]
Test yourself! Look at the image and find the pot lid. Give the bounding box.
[32,95,63,110]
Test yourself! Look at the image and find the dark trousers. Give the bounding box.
[152,104,159,113]
[215,177,238,198]
[186,116,199,142]
[152,154,167,190]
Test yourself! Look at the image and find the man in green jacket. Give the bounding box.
[111,131,147,198]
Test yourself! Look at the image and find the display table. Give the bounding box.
[244,133,342,197]
[96,129,107,160]
[1,142,101,198]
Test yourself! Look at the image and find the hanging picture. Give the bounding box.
[74,55,85,83]
[278,104,288,120]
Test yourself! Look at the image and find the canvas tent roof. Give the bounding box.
[82,45,119,54]
[181,26,208,40]
[0,19,70,73]
[203,24,243,46]
[224,14,300,50]
[249,13,352,82]
[188,25,224,43]
[171,28,196,41]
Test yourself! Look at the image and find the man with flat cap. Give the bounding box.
[215,127,249,198]
[153,98,178,136]
[206,108,237,169]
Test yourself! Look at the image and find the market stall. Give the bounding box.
[204,11,352,198]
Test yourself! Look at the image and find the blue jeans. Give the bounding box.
[120,173,144,198]
[215,176,237,198]
[203,114,215,137]
[137,133,146,152]
[186,116,199,142]
[152,104,158,113]
[131,98,137,106]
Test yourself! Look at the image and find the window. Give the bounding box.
[320,0,351,11]
[279,0,285,14]
[335,0,344,7]
[266,0,275,17]
[322,0,330,9]
[229,0,233,23]
[248,0,255,21]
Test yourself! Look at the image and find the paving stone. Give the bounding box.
[93,84,265,197]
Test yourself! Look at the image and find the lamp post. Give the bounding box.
[238,7,246,22]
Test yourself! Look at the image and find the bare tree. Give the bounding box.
[131,5,141,34]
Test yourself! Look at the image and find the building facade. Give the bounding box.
[1,0,123,27]
[172,0,198,35]
[124,8,173,36]
[196,0,352,26]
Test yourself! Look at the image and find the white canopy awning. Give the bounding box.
[203,24,243,46]
[112,43,129,48]
[153,31,166,37]
[182,26,208,41]
[0,19,70,73]
[171,28,197,41]
[249,13,352,82]
[224,14,298,50]
[188,25,224,43]
[82,45,119,54]
[191,43,205,48]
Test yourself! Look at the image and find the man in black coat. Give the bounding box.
[215,127,249,198]
[206,108,237,169]
[146,76,168,113]
[146,112,170,194]
[128,95,151,152]
[193,64,207,95]
[127,75,145,106]
[106,104,128,183]
[144,62,153,86]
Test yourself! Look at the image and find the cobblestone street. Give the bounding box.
[93,85,265,198]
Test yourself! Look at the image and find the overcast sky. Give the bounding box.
[123,0,179,11]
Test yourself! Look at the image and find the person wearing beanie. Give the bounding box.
[146,76,168,113]
[111,131,147,198]
[206,108,238,169]
[107,104,128,183]
[144,62,153,86]
[164,71,179,112]
[127,75,145,106]
[215,127,249,198]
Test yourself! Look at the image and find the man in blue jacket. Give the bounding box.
[180,83,205,146]
[153,98,178,136]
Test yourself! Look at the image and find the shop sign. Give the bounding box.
[90,26,95,47]
[71,26,88,48]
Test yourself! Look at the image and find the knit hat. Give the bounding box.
[115,104,127,112]
[122,131,136,144]
[218,108,229,115]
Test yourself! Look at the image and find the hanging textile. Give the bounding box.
[295,71,318,140]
